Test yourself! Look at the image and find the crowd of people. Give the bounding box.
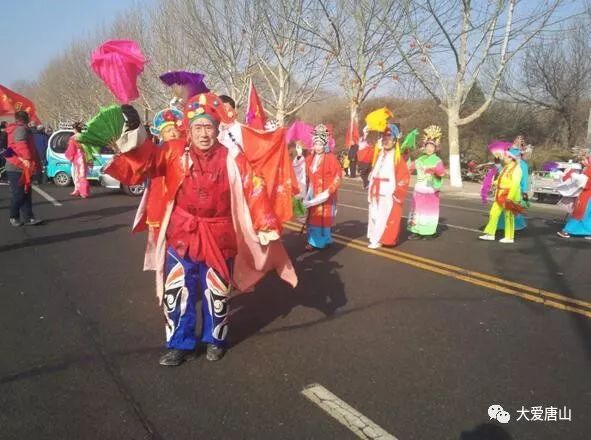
[2,81,590,367]
[334,130,591,245]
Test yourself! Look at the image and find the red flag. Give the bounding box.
[245,81,266,130]
[345,117,359,147]
[240,125,299,223]
[0,84,38,122]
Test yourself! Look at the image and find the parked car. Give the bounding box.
[46,129,145,196]
[531,161,582,202]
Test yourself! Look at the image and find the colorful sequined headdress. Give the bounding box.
[423,125,442,147]
[183,92,234,129]
[312,124,329,146]
[150,107,184,136]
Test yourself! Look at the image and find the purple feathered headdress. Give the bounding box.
[159,71,210,99]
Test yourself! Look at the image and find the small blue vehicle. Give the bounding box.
[46,129,145,196]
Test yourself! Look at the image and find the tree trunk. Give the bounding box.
[567,115,575,149]
[275,68,286,126]
[276,110,286,126]
[585,105,591,149]
[448,111,463,187]
[349,102,359,146]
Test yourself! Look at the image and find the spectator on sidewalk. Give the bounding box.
[33,124,49,184]
[348,143,359,178]
[357,142,374,190]
[5,111,43,226]
[340,150,350,177]
[33,124,49,167]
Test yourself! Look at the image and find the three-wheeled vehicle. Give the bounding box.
[46,129,145,196]
[531,161,582,202]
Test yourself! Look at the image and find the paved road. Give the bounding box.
[0,179,589,440]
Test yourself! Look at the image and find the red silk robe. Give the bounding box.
[305,152,342,228]
[105,136,297,299]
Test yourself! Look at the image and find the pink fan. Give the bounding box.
[285,121,314,149]
[487,140,512,157]
[91,40,146,104]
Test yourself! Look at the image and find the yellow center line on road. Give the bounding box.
[283,221,591,318]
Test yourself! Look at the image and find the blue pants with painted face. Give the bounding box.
[163,247,232,350]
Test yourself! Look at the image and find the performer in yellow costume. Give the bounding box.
[478,148,523,244]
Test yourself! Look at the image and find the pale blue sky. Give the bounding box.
[0,0,153,86]
[0,0,585,89]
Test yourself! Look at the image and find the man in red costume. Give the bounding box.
[4,111,42,226]
[105,93,297,366]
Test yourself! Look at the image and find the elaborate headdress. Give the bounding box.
[150,107,184,136]
[159,71,210,102]
[365,107,394,133]
[383,123,400,139]
[312,123,329,146]
[423,125,442,147]
[183,92,233,129]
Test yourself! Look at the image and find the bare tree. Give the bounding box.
[154,0,259,108]
[300,0,412,143]
[251,0,333,125]
[503,25,591,148]
[396,0,571,186]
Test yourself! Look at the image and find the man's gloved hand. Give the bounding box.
[258,230,280,245]
[121,105,141,132]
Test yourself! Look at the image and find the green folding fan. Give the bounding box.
[77,105,125,148]
[401,129,419,153]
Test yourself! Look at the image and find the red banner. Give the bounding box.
[0,84,38,122]
[240,125,298,223]
[245,81,266,130]
[345,117,359,147]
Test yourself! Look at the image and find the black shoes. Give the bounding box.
[407,233,422,240]
[159,344,226,366]
[159,349,194,367]
[206,344,225,362]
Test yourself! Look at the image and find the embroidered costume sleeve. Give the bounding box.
[429,159,446,177]
[394,153,410,203]
[325,154,343,195]
[105,134,178,185]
